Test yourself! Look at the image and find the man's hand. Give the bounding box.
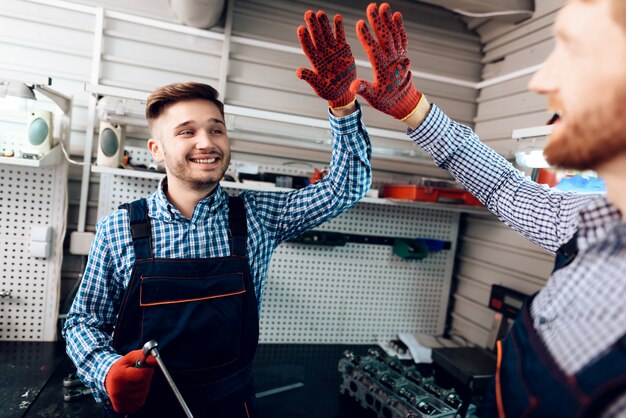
[350,3,425,121]
[105,349,157,413]
[296,10,357,109]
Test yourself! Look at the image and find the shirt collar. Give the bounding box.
[153,176,226,222]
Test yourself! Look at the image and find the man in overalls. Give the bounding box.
[347,1,626,417]
[63,10,371,417]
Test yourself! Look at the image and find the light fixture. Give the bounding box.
[0,81,36,100]
[96,95,147,127]
[0,73,72,156]
[512,124,553,168]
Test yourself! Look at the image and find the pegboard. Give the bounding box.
[0,163,68,341]
[260,201,458,343]
[96,168,459,344]
[97,173,160,219]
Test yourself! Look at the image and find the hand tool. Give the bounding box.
[62,373,83,388]
[141,340,194,418]
[63,386,92,402]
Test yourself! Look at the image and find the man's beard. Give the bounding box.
[166,155,229,191]
[544,89,626,171]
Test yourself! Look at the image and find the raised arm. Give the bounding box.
[240,9,372,245]
[349,2,596,253]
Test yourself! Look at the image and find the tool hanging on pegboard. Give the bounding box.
[289,231,451,260]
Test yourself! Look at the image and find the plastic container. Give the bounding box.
[381,185,482,206]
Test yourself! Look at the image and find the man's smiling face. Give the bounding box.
[528,0,626,171]
[148,99,230,192]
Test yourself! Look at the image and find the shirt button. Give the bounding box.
[190,223,196,230]
[538,316,547,325]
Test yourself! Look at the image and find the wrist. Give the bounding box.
[328,90,356,109]
[330,99,357,117]
[402,95,431,129]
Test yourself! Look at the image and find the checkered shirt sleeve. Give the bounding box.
[407,104,596,253]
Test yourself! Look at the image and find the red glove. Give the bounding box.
[105,349,157,413]
[296,10,356,108]
[350,3,423,120]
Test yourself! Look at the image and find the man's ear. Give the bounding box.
[147,137,165,163]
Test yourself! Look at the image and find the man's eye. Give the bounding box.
[211,129,224,134]
[179,130,194,136]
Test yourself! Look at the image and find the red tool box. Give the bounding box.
[381,184,482,206]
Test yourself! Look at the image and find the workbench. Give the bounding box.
[0,342,375,417]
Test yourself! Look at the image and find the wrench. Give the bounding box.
[141,340,194,418]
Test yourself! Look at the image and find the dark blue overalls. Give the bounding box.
[481,233,626,417]
[109,196,259,418]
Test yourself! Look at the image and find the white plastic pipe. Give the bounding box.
[168,0,226,29]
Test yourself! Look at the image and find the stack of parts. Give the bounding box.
[338,348,477,418]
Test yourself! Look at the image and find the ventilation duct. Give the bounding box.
[168,0,226,29]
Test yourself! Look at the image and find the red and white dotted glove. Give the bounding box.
[105,349,157,413]
[296,10,357,109]
[350,3,423,120]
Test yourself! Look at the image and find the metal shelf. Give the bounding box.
[360,195,488,215]
[0,144,63,168]
[91,165,488,215]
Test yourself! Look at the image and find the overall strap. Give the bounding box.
[119,198,152,260]
[552,231,579,273]
[228,196,247,257]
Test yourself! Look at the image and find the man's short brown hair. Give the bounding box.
[146,82,225,131]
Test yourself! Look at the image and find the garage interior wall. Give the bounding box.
[0,0,565,345]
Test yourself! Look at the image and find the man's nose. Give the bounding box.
[528,52,558,95]
[195,130,214,148]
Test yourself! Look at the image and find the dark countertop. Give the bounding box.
[1,342,376,418]
[0,342,68,418]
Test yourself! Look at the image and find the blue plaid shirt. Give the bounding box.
[410,104,626,417]
[63,106,371,402]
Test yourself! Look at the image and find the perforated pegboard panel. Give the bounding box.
[96,168,459,344]
[260,202,458,343]
[97,173,160,219]
[0,163,68,341]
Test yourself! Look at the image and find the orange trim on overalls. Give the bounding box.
[139,289,247,307]
[496,340,506,418]
[244,401,251,418]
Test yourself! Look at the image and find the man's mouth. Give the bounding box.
[189,156,218,164]
[547,112,561,125]
[545,110,565,146]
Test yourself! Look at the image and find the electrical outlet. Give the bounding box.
[69,231,95,255]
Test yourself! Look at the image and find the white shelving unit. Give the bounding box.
[91,165,488,215]
[0,144,63,168]
[0,75,71,341]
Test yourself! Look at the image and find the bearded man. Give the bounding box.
[350,1,626,417]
